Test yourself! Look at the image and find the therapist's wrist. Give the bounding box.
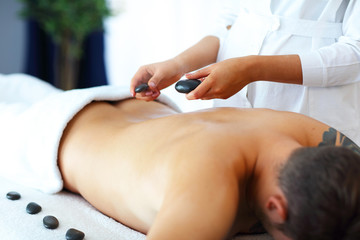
[250,55,303,85]
[173,36,220,75]
[237,55,262,84]
[172,56,191,76]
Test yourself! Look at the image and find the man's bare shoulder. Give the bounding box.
[318,127,360,154]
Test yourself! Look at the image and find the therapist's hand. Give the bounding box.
[185,57,255,100]
[185,54,303,100]
[131,59,185,101]
[131,36,221,101]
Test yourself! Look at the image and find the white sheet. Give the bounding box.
[0,176,273,240]
[0,176,145,240]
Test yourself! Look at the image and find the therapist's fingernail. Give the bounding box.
[149,82,156,88]
[186,93,194,100]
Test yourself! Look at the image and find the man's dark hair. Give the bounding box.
[278,146,360,240]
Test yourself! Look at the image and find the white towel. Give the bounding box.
[0,73,180,194]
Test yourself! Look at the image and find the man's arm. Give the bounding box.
[146,156,240,240]
[318,127,360,155]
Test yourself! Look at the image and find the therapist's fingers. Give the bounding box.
[147,74,163,91]
[185,67,211,80]
[186,78,212,100]
[135,90,160,101]
[130,66,152,96]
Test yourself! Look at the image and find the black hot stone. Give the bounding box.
[26,202,42,214]
[6,191,21,200]
[175,79,201,93]
[66,228,85,240]
[43,215,59,229]
[134,83,149,93]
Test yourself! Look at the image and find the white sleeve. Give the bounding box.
[299,0,360,87]
[207,0,240,41]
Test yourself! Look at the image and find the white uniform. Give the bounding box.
[210,0,360,145]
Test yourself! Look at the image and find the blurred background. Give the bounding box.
[0,0,222,112]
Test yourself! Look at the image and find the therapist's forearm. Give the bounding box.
[173,36,220,74]
[251,55,303,85]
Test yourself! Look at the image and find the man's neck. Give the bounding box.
[250,138,301,220]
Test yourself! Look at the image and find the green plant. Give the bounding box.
[18,0,111,89]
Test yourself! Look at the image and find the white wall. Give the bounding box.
[0,0,26,74]
[0,0,221,112]
[105,0,222,112]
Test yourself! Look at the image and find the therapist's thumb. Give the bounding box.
[148,76,161,90]
[186,68,210,80]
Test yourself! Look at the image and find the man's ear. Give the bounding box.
[265,195,288,225]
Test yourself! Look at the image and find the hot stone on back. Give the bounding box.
[175,79,201,93]
[135,83,149,93]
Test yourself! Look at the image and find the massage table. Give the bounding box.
[0,176,273,240]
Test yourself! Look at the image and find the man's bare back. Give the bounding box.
[58,99,350,239]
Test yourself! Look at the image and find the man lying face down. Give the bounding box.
[56,96,360,240]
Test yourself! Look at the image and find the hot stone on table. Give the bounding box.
[43,215,59,229]
[5,190,86,239]
[6,191,21,200]
[66,228,85,240]
[26,202,42,214]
